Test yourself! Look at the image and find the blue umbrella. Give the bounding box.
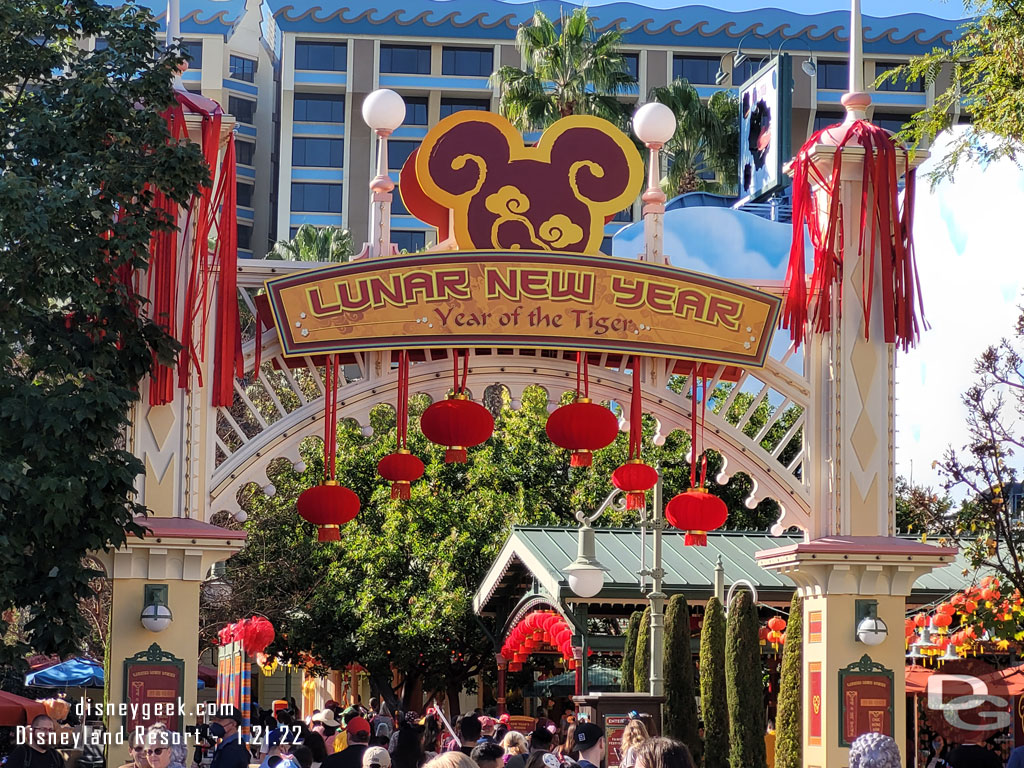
[25,658,103,688]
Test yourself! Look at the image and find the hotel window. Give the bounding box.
[181,40,203,68]
[439,98,489,119]
[228,96,256,125]
[673,55,719,85]
[732,57,765,86]
[441,47,493,77]
[601,236,614,255]
[611,208,633,223]
[622,53,639,81]
[295,41,347,72]
[813,112,844,132]
[392,186,409,215]
[380,45,430,75]
[872,113,912,135]
[292,137,344,167]
[874,62,923,93]
[405,97,428,125]
[294,93,345,122]
[229,55,256,83]
[235,139,255,166]
[291,183,342,213]
[817,60,849,90]
[388,141,419,171]
[236,181,254,208]
[393,230,426,253]
[237,223,253,251]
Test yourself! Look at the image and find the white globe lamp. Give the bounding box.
[362,89,406,133]
[564,521,607,598]
[632,102,677,146]
[140,603,173,633]
[856,614,888,646]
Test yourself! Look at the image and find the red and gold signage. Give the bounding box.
[808,611,822,643]
[605,715,629,767]
[266,252,780,367]
[505,716,536,734]
[809,663,822,746]
[839,659,894,747]
[122,645,185,734]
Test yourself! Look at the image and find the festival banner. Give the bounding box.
[265,252,780,368]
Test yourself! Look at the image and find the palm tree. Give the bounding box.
[266,224,354,262]
[649,80,739,195]
[491,8,637,131]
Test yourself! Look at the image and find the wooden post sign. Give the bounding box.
[123,643,185,734]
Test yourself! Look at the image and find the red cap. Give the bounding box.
[347,716,371,735]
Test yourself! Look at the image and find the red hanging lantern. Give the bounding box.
[767,616,787,633]
[420,350,493,462]
[782,118,922,351]
[546,352,618,466]
[297,355,360,540]
[378,352,424,499]
[664,374,727,545]
[612,357,656,510]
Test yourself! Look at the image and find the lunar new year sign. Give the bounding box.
[265,252,780,367]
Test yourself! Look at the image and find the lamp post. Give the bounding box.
[632,102,675,265]
[361,89,406,260]
[563,474,667,697]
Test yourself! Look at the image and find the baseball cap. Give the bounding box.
[575,722,604,751]
[347,716,371,735]
[363,747,391,768]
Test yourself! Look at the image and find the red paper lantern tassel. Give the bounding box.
[626,491,645,511]
[318,526,340,542]
[445,447,468,463]
[684,531,708,547]
[571,450,592,468]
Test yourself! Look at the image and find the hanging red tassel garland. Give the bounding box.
[296,355,361,540]
[377,351,424,498]
[611,357,656,510]
[545,351,619,466]
[782,118,923,351]
[420,350,494,463]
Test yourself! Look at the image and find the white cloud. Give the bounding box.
[895,127,1024,494]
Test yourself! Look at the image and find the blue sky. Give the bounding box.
[551,0,971,20]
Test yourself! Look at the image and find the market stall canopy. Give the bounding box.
[906,663,1024,696]
[0,690,48,727]
[25,658,103,688]
[473,527,983,620]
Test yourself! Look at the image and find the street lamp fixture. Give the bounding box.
[140,584,173,633]
[565,515,607,598]
[777,37,818,78]
[855,600,888,646]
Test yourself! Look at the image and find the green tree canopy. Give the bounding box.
[886,0,1024,180]
[492,8,637,131]
[0,0,206,664]
[267,224,354,262]
[700,596,729,768]
[774,595,802,768]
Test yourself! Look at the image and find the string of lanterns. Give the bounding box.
[294,352,729,547]
[499,610,591,673]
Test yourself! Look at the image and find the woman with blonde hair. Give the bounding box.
[423,752,477,768]
[501,731,528,762]
[619,718,650,768]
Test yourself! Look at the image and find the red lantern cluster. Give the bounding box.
[216,616,275,656]
[764,615,787,648]
[420,350,493,463]
[500,610,577,673]
[545,352,618,466]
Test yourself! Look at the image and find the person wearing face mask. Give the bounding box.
[209,707,251,768]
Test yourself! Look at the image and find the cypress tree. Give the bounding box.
[633,606,651,692]
[664,594,701,760]
[700,597,729,768]
[774,594,803,768]
[620,610,643,692]
[726,590,766,768]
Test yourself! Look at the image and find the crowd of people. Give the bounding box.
[6,702,700,768]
